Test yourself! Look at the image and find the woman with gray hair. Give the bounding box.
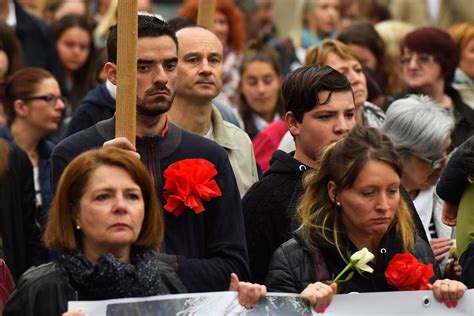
[383,94,457,276]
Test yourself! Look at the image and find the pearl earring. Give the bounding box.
[76,225,81,230]
[336,202,341,207]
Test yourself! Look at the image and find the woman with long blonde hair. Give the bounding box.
[266,126,467,311]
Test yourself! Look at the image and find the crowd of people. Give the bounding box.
[0,0,473,315]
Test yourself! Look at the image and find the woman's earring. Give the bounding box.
[336,202,341,207]
[76,225,81,230]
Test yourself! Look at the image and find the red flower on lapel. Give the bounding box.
[163,158,222,216]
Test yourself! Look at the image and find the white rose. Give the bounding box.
[350,247,375,274]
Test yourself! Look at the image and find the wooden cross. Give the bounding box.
[115,0,138,146]
[197,0,216,29]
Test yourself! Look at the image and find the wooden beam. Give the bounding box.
[197,0,216,29]
[115,0,138,146]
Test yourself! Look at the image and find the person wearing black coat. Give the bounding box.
[243,150,309,284]
[0,140,47,280]
[266,126,467,310]
[243,65,357,284]
[436,136,474,288]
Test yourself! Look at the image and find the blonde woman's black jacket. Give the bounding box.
[265,229,441,294]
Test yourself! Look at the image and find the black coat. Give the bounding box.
[3,256,186,316]
[460,242,474,289]
[437,136,474,205]
[243,150,309,283]
[266,230,441,294]
[0,143,47,280]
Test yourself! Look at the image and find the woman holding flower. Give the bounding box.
[265,126,466,312]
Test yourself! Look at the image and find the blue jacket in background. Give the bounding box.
[66,83,115,137]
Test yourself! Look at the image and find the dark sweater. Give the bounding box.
[242,150,308,283]
[66,83,116,136]
[51,117,250,292]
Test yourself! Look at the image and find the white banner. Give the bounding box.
[68,289,474,315]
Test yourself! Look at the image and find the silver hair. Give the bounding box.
[382,94,454,159]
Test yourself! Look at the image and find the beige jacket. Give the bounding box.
[211,105,258,198]
[390,0,474,29]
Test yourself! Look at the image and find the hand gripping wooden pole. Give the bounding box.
[115,0,138,146]
[197,0,216,29]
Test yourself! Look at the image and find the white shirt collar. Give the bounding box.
[203,123,214,140]
[252,113,280,132]
[105,80,117,100]
[6,0,17,28]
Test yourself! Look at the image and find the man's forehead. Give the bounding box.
[177,28,222,46]
[137,35,176,48]
[137,36,177,58]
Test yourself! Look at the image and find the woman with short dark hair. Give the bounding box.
[4,147,267,315]
[398,26,473,148]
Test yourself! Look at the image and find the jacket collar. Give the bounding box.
[210,104,239,150]
[95,116,182,160]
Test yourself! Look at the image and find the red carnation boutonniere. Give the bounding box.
[385,253,434,291]
[163,158,222,216]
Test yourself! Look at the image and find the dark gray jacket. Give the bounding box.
[4,257,186,316]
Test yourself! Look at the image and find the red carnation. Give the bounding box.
[385,253,434,291]
[163,158,222,217]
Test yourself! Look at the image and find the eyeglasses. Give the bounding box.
[412,153,447,170]
[21,94,68,106]
[399,54,435,66]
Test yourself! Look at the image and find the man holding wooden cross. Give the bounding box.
[51,14,250,293]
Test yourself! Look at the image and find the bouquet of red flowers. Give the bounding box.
[385,253,434,290]
[163,158,222,216]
